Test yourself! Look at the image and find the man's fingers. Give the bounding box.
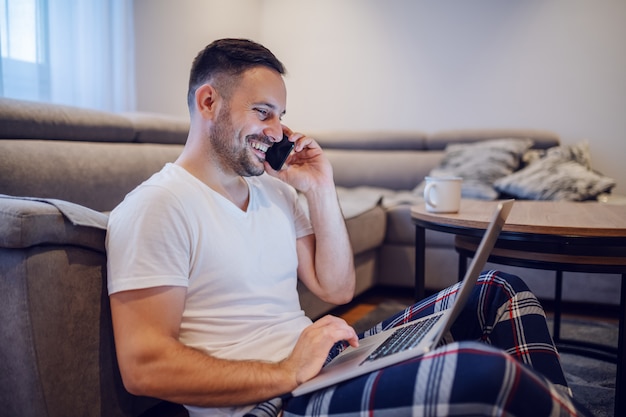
[308,315,359,347]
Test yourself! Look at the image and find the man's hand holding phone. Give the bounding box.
[265,129,334,195]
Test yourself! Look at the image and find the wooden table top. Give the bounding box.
[411,199,626,238]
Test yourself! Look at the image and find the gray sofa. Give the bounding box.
[0,97,616,416]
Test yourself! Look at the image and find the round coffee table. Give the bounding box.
[411,199,626,416]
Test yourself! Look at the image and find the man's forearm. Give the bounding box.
[111,288,298,408]
[304,185,356,303]
[120,337,296,407]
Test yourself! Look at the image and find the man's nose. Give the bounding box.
[263,122,283,143]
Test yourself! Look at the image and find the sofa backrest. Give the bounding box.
[425,128,560,150]
[0,97,189,144]
[1,97,562,202]
[0,140,183,212]
[0,98,188,212]
[314,129,560,191]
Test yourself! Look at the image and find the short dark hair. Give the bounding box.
[187,38,286,109]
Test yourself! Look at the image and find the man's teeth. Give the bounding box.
[251,142,269,153]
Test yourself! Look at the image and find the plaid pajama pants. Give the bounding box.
[247,270,585,417]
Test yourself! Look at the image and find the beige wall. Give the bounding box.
[134,0,626,194]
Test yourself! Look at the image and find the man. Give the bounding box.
[107,39,583,416]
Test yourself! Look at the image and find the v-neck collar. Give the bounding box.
[208,176,253,216]
[170,164,254,215]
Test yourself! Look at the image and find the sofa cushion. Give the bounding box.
[0,244,162,417]
[494,142,616,201]
[123,112,189,145]
[314,131,429,151]
[0,97,135,142]
[0,140,182,211]
[383,203,455,247]
[414,138,533,200]
[344,205,387,255]
[0,197,107,252]
[326,149,444,190]
[299,187,387,255]
[426,129,560,150]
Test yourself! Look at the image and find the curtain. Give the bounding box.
[0,0,135,112]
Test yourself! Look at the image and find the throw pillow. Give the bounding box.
[494,141,616,201]
[414,138,533,200]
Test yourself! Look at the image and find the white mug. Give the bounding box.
[423,176,462,213]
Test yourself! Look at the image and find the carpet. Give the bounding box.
[352,301,617,417]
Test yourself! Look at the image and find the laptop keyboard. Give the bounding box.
[362,315,441,363]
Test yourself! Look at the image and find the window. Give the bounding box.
[0,0,135,112]
[0,0,49,100]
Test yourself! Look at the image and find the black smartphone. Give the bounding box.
[265,133,294,170]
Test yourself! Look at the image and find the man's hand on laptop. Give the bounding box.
[281,315,359,387]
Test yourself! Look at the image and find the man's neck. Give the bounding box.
[176,154,251,212]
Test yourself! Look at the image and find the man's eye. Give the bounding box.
[255,108,268,119]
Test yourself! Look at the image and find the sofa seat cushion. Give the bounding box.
[300,186,387,256]
[336,187,387,255]
[383,203,455,247]
[0,196,107,252]
[344,205,386,255]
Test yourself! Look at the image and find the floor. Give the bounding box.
[331,286,414,326]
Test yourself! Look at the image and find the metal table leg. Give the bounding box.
[553,270,563,344]
[414,226,425,301]
[615,273,626,417]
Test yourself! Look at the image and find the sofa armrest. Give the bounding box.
[0,196,170,416]
[0,196,107,252]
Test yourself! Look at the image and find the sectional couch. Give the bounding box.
[0,97,619,416]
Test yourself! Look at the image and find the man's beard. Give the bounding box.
[209,107,267,177]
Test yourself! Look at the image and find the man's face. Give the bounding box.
[209,67,287,177]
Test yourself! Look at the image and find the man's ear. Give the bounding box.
[194,84,221,119]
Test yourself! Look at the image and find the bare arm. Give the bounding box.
[295,188,355,305]
[266,130,356,305]
[110,286,357,407]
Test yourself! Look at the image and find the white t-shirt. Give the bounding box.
[106,163,315,416]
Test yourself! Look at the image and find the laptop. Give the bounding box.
[291,199,514,397]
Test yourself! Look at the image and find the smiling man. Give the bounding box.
[107,38,357,416]
[106,39,584,417]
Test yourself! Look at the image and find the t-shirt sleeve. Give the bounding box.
[106,185,191,295]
